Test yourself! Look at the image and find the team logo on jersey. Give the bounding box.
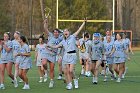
[80,41,86,53]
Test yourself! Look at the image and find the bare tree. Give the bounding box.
[40,0,45,20]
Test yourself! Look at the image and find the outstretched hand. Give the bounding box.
[84,17,87,22]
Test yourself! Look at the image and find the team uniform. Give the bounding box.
[79,38,92,60]
[58,34,78,89]
[12,39,21,63]
[35,44,47,66]
[104,41,114,65]
[1,40,13,64]
[103,36,115,61]
[45,32,63,63]
[104,36,115,43]
[113,40,126,63]
[123,38,131,59]
[59,35,77,67]
[91,41,104,62]
[56,48,64,62]
[18,44,32,69]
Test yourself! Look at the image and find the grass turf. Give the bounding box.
[0,51,140,93]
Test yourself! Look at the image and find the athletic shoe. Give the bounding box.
[49,80,54,88]
[121,74,125,79]
[39,77,43,83]
[44,74,48,82]
[85,72,88,76]
[100,70,105,75]
[22,84,30,90]
[81,69,85,75]
[122,67,128,79]
[92,77,97,84]
[87,71,91,77]
[66,83,73,90]
[85,71,91,77]
[74,79,78,89]
[14,79,18,88]
[103,76,107,82]
[19,79,23,83]
[57,75,62,80]
[111,75,116,80]
[0,84,5,90]
[116,78,121,83]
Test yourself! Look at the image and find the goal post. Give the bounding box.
[56,0,115,33]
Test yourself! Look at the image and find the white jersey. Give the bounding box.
[79,38,92,53]
[123,38,130,50]
[46,32,63,55]
[12,39,20,56]
[113,40,126,63]
[91,41,104,61]
[1,40,13,63]
[104,36,115,43]
[18,43,32,69]
[103,41,114,57]
[59,35,77,65]
[35,43,47,58]
[60,35,77,53]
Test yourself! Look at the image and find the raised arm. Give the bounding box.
[73,19,86,36]
[43,19,49,35]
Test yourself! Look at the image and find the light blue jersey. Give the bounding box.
[1,40,13,63]
[12,39,21,63]
[79,38,92,53]
[19,44,32,69]
[104,41,114,64]
[104,36,115,43]
[45,32,63,62]
[60,35,77,53]
[59,35,77,65]
[36,43,47,57]
[12,39,20,55]
[123,38,130,50]
[46,32,63,55]
[104,41,114,56]
[113,40,126,63]
[91,41,104,61]
[35,43,47,66]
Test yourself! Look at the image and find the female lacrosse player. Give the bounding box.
[16,35,32,89]
[48,20,86,90]
[90,33,104,84]
[0,32,14,89]
[78,32,92,77]
[78,33,85,75]
[110,33,126,82]
[56,47,64,80]
[103,36,116,82]
[35,34,46,83]
[12,31,21,87]
[43,19,63,88]
[104,30,115,43]
[121,33,133,78]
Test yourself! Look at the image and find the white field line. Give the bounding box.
[28,75,140,78]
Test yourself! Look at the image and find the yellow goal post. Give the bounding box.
[56,0,115,33]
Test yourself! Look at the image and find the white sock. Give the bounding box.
[44,70,48,75]
[14,70,18,79]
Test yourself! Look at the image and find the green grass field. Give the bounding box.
[1,51,140,93]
